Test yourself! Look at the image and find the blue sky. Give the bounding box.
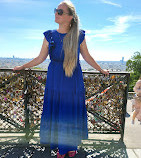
[0,0,141,61]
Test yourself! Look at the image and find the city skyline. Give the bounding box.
[0,57,127,72]
[0,56,126,62]
[0,0,141,61]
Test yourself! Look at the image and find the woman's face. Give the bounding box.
[55,3,73,25]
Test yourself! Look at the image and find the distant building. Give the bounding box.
[120,57,124,64]
[122,57,124,62]
[13,55,15,58]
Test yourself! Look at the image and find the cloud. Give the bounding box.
[85,15,141,41]
[0,0,53,6]
[0,0,30,3]
[22,29,45,40]
[0,28,45,40]
[14,28,45,40]
[100,0,122,8]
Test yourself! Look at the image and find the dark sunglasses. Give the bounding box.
[54,8,69,16]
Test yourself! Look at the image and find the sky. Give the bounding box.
[0,0,141,61]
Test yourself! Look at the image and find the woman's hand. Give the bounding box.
[80,39,109,76]
[13,38,49,72]
[13,65,24,71]
[100,69,109,75]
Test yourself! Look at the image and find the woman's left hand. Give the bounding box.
[100,69,109,75]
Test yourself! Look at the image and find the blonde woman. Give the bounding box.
[13,1,109,157]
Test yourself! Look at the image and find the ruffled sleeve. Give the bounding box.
[43,30,52,42]
[79,29,85,44]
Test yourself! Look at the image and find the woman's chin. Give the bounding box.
[55,18,59,24]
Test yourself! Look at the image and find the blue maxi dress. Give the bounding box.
[40,29,88,155]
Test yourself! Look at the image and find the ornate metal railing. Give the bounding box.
[0,68,130,145]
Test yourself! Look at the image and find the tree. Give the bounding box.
[126,51,141,91]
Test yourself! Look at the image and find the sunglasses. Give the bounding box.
[54,8,69,16]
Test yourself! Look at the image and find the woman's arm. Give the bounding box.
[13,37,49,71]
[80,38,109,75]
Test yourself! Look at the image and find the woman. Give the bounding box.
[132,76,141,124]
[13,1,109,157]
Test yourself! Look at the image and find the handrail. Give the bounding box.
[0,68,130,144]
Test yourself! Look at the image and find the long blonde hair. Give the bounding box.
[60,1,79,77]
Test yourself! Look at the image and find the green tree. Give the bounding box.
[126,51,141,91]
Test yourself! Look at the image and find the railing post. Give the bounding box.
[121,73,130,142]
[23,71,30,143]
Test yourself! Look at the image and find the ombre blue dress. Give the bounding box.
[40,29,88,155]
